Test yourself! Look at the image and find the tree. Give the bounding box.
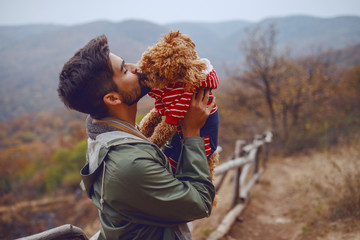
[227,24,342,154]
[236,24,281,136]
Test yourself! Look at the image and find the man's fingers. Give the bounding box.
[194,87,211,103]
[203,88,210,103]
[191,88,214,114]
[195,87,205,101]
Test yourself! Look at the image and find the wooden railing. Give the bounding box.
[207,131,273,240]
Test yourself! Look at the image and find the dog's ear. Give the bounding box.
[160,56,175,81]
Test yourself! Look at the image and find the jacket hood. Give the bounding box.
[86,115,119,140]
[81,116,147,197]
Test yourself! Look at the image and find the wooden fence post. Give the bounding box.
[215,155,232,191]
[263,131,273,167]
[253,146,262,176]
[207,132,273,240]
[232,167,241,207]
[231,140,245,207]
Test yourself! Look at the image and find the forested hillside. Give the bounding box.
[1,16,360,121]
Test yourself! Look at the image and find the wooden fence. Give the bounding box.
[207,131,273,240]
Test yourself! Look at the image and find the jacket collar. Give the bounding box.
[86,115,148,141]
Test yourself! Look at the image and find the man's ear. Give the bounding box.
[103,92,122,106]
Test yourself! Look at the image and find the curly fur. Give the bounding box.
[138,30,219,206]
[138,30,207,90]
[209,152,219,206]
[139,108,162,138]
[138,30,209,147]
[151,121,178,148]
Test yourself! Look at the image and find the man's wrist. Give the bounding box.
[182,129,200,138]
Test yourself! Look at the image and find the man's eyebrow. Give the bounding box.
[120,59,125,72]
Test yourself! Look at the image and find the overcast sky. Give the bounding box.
[0,0,359,26]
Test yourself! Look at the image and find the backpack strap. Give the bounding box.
[93,117,149,141]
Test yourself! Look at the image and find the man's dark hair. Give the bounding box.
[58,35,117,119]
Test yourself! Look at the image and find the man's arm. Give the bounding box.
[104,138,214,226]
[100,88,216,226]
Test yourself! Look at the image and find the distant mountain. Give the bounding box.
[0,16,360,122]
[258,15,360,54]
[167,16,360,63]
[321,42,360,68]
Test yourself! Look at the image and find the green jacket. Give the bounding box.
[80,129,215,239]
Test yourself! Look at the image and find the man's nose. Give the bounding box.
[127,63,137,73]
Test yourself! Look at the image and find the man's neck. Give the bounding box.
[108,103,137,126]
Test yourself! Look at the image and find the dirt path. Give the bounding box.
[193,152,360,240]
[225,157,305,240]
[192,157,307,240]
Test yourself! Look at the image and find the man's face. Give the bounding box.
[109,53,151,105]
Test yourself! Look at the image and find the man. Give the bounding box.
[57,35,215,240]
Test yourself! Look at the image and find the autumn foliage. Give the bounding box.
[0,110,87,202]
[218,25,360,157]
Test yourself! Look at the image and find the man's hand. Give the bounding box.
[180,88,215,138]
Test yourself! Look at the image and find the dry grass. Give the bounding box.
[289,136,360,239]
[192,135,360,240]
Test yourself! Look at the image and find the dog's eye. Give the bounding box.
[124,68,128,74]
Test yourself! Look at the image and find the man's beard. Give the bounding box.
[120,71,151,106]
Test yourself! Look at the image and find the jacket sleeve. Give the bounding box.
[102,137,215,226]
